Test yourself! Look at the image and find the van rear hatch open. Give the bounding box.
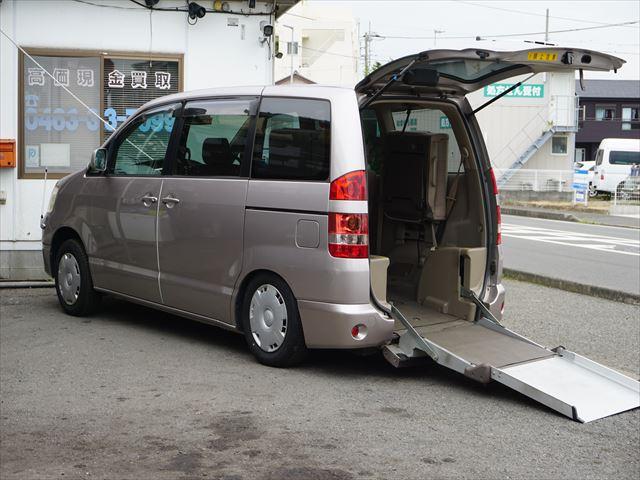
[361,47,638,422]
[355,47,625,97]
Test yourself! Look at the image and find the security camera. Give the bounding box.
[275,52,283,59]
[262,24,274,37]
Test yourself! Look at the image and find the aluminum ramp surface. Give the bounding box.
[385,306,640,423]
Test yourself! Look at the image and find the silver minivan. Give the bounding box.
[43,48,639,421]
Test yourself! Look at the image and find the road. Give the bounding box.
[502,214,640,296]
[1,283,638,480]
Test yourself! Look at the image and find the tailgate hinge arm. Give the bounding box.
[460,286,504,328]
[390,304,439,361]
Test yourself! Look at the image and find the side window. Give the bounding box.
[252,97,330,181]
[111,108,176,176]
[174,98,256,177]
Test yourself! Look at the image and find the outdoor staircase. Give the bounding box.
[497,126,557,187]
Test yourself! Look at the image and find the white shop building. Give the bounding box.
[0,0,298,280]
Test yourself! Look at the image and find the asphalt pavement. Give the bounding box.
[1,282,638,480]
[502,214,640,296]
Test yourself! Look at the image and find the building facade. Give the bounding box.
[274,1,359,86]
[0,0,297,280]
[575,80,640,162]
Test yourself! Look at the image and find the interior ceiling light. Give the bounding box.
[188,2,206,20]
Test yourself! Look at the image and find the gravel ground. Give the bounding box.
[1,280,638,480]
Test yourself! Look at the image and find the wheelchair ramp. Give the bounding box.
[384,306,640,422]
[495,349,640,423]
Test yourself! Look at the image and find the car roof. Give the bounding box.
[599,138,640,149]
[142,84,354,111]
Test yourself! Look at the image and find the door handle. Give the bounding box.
[161,195,180,208]
[141,194,158,207]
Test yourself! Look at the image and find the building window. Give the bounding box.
[595,105,616,121]
[19,49,182,179]
[21,54,100,178]
[103,57,181,142]
[551,135,568,155]
[622,106,639,130]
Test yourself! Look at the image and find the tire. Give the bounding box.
[54,238,101,316]
[240,273,308,367]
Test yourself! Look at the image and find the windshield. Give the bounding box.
[609,150,640,165]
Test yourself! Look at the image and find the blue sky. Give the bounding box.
[312,0,640,79]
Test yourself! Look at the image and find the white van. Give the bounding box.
[591,138,640,196]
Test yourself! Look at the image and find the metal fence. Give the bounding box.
[493,169,574,192]
[613,166,640,206]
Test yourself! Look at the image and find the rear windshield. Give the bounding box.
[251,97,331,181]
[425,59,517,83]
[609,150,640,165]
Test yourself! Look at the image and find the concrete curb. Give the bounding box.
[501,207,580,223]
[502,206,639,229]
[503,268,640,305]
[0,281,54,289]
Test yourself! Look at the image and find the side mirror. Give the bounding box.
[89,148,107,173]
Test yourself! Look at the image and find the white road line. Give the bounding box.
[502,223,640,257]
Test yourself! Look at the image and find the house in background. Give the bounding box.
[275,71,316,85]
[274,2,359,86]
[575,79,640,162]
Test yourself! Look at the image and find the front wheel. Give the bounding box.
[54,238,101,316]
[241,274,308,367]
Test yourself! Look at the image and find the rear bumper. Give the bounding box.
[298,300,394,349]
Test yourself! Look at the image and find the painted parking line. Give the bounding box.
[502,223,640,256]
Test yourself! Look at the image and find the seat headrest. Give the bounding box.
[384,131,430,155]
[202,137,232,166]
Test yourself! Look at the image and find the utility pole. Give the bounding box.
[544,8,549,43]
[363,23,383,76]
[364,21,371,76]
[433,29,445,48]
[281,24,295,84]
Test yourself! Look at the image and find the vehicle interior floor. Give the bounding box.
[389,287,553,368]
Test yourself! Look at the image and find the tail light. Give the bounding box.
[496,205,502,245]
[329,170,368,258]
[328,213,368,258]
[330,170,367,200]
[489,167,499,195]
[489,168,502,245]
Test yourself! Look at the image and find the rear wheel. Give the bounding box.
[54,238,101,316]
[241,273,307,367]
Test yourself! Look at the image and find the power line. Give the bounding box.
[455,0,639,29]
[376,20,639,41]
